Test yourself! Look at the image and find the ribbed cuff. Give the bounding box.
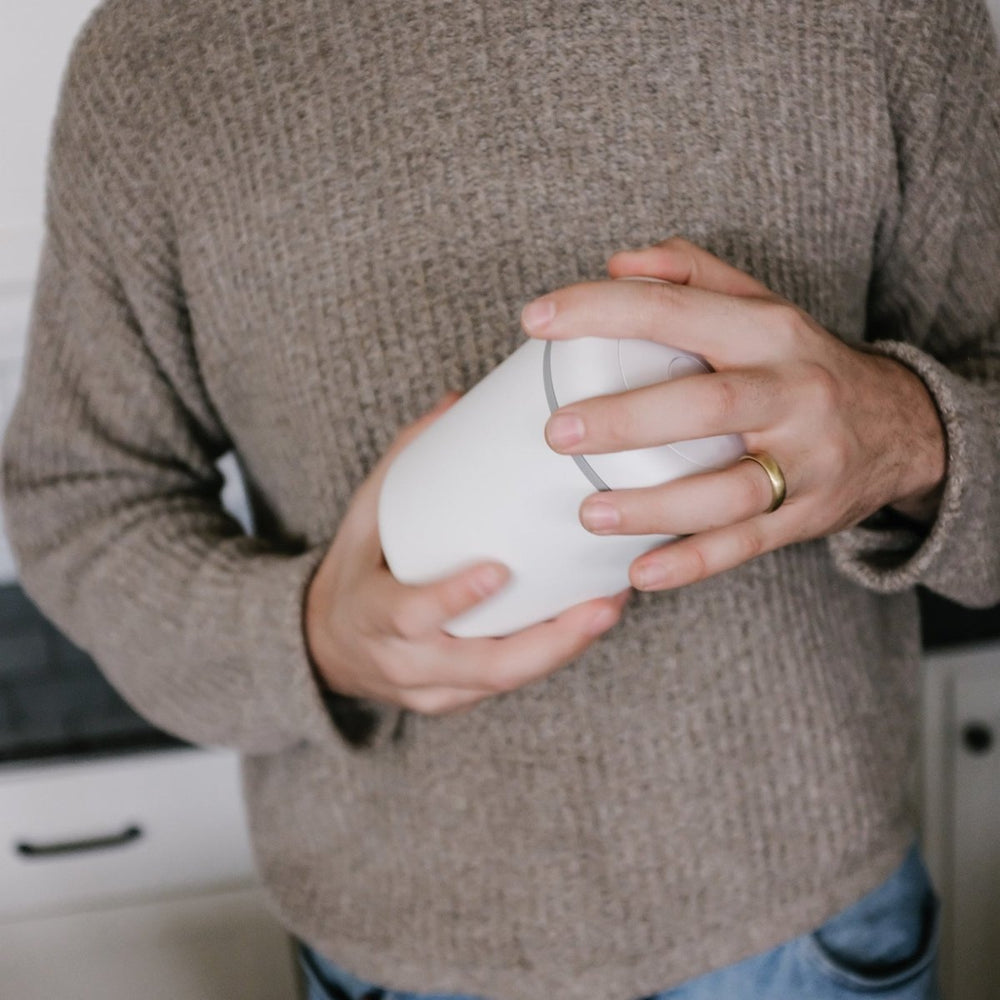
[827,339,997,604]
[241,546,401,752]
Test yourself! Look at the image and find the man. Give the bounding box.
[4,0,998,997]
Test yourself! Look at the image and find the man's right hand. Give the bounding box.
[305,392,631,716]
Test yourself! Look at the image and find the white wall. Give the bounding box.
[0,2,100,578]
[0,1,101,296]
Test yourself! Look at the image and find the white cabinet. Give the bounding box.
[922,642,1000,1000]
[0,747,256,918]
[0,886,299,1000]
[0,747,301,1000]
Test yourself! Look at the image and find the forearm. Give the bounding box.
[3,437,337,753]
[875,354,946,525]
[828,340,1000,607]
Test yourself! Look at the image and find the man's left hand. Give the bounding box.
[520,237,946,592]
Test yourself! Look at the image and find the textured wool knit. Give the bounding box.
[4,0,1000,997]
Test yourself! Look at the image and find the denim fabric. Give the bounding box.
[299,843,940,1000]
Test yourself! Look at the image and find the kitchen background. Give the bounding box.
[1,2,999,999]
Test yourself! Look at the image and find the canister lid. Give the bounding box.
[547,337,629,407]
[619,338,708,390]
[545,337,743,490]
[547,336,708,407]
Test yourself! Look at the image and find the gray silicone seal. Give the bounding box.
[542,340,612,493]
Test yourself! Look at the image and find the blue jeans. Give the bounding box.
[299,843,940,1000]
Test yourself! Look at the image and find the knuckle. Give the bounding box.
[603,398,640,449]
[669,546,708,586]
[662,235,693,251]
[456,568,505,613]
[688,546,710,581]
[480,668,518,695]
[386,598,424,640]
[799,361,840,414]
[440,580,472,620]
[709,376,742,425]
[640,274,682,317]
[452,582,481,619]
[767,302,806,351]
[434,693,484,717]
[821,432,852,478]
[740,527,766,562]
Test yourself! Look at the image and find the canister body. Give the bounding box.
[378,338,679,637]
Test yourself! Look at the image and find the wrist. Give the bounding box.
[304,559,343,694]
[881,357,947,523]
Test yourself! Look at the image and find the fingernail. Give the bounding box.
[472,564,507,597]
[588,605,619,636]
[521,298,556,333]
[634,564,668,590]
[580,501,620,532]
[546,413,585,450]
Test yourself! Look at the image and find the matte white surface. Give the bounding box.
[379,337,675,637]
[380,333,746,636]
[549,337,744,487]
[922,641,1000,1000]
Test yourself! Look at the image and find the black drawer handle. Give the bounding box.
[15,824,143,859]
[962,722,994,756]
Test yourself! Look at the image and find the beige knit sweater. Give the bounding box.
[4,0,1000,996]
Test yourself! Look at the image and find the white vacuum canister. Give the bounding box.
[377,335,744,637]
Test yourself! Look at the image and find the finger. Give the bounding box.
[544,368,781,455]
[384,588,630,693]
[346,391,462,563]
[521,278,800,369]
[371,585,630,693]
[578,459,789,537]
[366,560,512,640]
[608,236,777,300]
[442,590,630,693]
[349,672,490,715]
[628,507,801,591]
[394,685,489,716]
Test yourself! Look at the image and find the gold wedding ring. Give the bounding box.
[739,452,787,514]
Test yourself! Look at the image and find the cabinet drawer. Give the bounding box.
[0,747,257,920]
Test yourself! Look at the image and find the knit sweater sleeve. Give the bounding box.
[0,12,351,754]
[826,0,1000,607]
